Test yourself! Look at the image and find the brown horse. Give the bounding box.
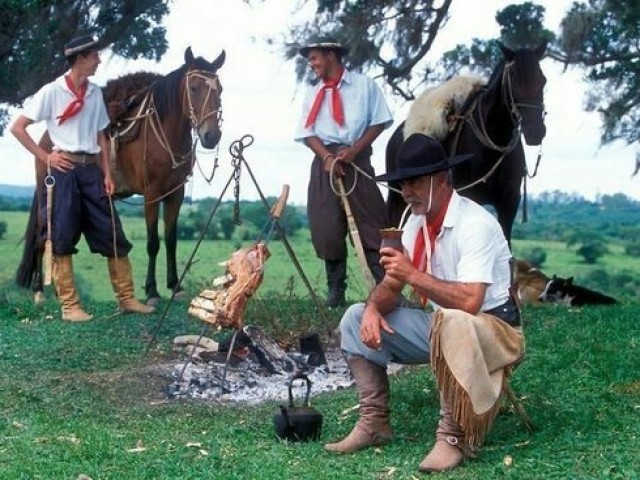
[17,47,225,304]
[385,42,547,244]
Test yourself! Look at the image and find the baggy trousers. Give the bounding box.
[39,164,132,256]
[307,146,387,260]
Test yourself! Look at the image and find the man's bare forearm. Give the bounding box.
[364,279,402,316]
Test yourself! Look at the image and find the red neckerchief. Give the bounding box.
[57,75,88,125]
[304,67,345,128]
[412,189,453,305]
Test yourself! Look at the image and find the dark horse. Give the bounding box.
[386,42,547,243]
[17,47,225,304]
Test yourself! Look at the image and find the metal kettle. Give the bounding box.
[273,373,323,442]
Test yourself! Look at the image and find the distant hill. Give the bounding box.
[0,184,34,198]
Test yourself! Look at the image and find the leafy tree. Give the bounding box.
[576,241,609,264]
[438,3,554,79]
[275,1,554,100]
[0,0,170,134]
[556,0,640,143]
[625,241,640,257]
[278,0,454,100]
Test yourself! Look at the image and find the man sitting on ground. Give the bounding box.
[324,133,524,473]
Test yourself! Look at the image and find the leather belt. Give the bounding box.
[484,298,521,327]
[63,151,99,165]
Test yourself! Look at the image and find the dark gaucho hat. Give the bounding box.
[299,36,348,57]
[64,34,100,57]
[376,133,474,183]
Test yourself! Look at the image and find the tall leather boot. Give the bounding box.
[364,249,385,284]
[325,259,347,308]
[108,257,155,314]
[325,355,393,453]
[52,255,93,322]
[418,394,470,473]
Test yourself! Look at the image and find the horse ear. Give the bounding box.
[498,42,515,61]
[211,50,226,71]
[534,40,547,60]
[184,47,195,65]
[567,276,574,285]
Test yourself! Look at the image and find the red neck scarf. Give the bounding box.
[412,190,453,305]
[304,67,345,128]
[57,75,88,125]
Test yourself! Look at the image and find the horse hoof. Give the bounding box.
[173,290,187,301]
[146,296,161,307]
[34,291,45,304]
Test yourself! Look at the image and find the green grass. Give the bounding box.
[0,301,638,479]
[1,210,639,478]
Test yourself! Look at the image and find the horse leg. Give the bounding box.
[144,201,162,305]
[163,189,185,299]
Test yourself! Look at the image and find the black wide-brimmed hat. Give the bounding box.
[64,34,100,57]
[376,133,474,182]
[299,36,348,57]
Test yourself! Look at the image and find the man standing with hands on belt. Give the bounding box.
[325,133,524,473]
[295,36,393,308]
[11,33,154,321]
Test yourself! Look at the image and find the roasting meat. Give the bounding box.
[188,243,270,329]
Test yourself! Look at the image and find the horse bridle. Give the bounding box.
[502,61,546,124]
[451,61,545,192]
[183,69,223,130]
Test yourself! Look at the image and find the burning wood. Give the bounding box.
[188,243,270,329]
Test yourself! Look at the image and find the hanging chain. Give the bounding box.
[229,135,254,225]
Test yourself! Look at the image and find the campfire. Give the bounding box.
[168,327,360,404]
[166,185,402,404]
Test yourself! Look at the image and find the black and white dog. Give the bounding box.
[539,275,617,306]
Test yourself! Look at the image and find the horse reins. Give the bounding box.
[450,61,544,192]
[112,69,223,207]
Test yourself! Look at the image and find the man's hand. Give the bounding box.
[335,145,357,164]
[104,176,115,196]
[323,153,345,176]
[379,247,417,284]
[360,304,394,350]
[46,151,75,172]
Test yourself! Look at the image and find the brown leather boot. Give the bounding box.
[108,257,155,314]
[418,394,471,473]
[324,355,393,454]
[52,255,93,322]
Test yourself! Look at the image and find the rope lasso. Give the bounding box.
[326,154,402,198]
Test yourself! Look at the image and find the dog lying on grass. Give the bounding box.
[514,259,550,305]
[538,275,618,306]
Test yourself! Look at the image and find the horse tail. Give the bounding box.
[15,191,41,289]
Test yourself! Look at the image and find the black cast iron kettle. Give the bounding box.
[273,373,323,442]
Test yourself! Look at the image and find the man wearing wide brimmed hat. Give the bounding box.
[324,133,524,474]
[11,33,154,321]
[294,36,393,308]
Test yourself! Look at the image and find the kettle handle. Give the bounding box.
[288,372,312,407]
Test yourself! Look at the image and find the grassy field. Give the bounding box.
[1,210,639,479]
[2,210,639,305]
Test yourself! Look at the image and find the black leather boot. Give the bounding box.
[325,259,347,308]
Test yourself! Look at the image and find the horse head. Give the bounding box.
[501,41,547,146]
[182,47,225,149]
